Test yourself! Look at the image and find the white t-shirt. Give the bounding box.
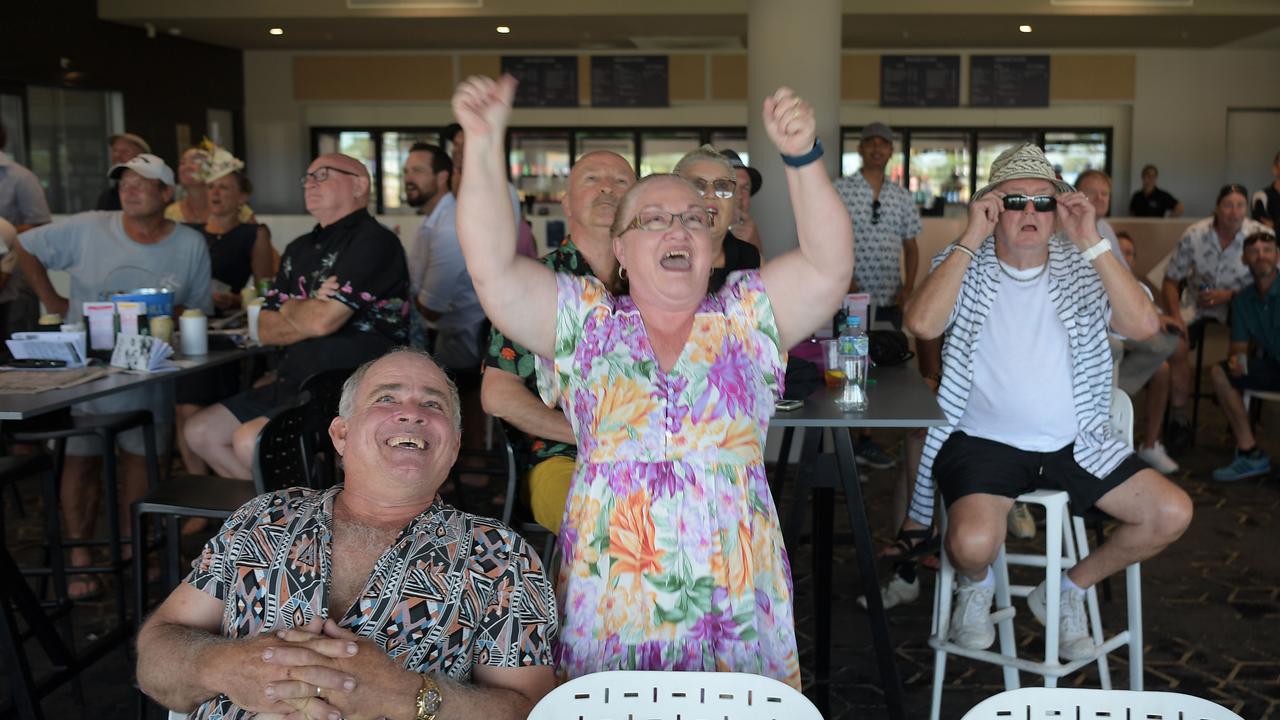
[955,260,1078,452]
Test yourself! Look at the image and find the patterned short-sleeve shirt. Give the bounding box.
[1164,217,1273,324]
[184,486,557,720]
[834,171,923,306]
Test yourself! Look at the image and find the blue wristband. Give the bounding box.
[780,138,824,168]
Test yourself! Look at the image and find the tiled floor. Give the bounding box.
[4,384,1279,719]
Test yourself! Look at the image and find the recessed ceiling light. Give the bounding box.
[496,25,511,34]
[1019,24,1033,33]
[269,27,285,36]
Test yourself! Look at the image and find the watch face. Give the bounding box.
[424,688,442,712]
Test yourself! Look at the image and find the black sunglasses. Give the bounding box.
[1002,194,1057,212]
[871,199,881,225]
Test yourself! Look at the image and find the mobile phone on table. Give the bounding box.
[775,399,804,412]
[4,359,67,369]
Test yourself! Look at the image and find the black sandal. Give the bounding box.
[879,525,939,562]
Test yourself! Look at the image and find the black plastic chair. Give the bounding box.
[131,402,314,625]
[299,367,356,489]
[492,421,558,573]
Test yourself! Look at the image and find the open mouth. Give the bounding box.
[660,248,692,271]
[386,435,427,451]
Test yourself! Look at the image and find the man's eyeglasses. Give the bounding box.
[625,209,712,233]
[871,199,882,225]
[690,178,737,200]
[1002,194,1057,212]
[300,166,360,187]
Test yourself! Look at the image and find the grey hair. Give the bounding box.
[673,144,734,179]
[337,347,462,432]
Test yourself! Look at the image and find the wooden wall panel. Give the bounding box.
[668,54,706,101]
[1050,54,1135,101]
[841,54,879,101]
[294,55,455,100]
[458,54,501,82]
[710,54,747,101]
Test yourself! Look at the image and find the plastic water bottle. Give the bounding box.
[834,315,869,412]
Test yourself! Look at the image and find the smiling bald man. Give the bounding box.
[184,152,412,481]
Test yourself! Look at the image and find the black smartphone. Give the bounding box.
[5,359,68,369]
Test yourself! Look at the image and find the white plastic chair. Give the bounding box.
[961,687,1244,720]
[1242,388,1280,415]
[928,390,1143,720]
[526,670,822,720]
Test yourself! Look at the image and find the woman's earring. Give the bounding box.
[619,266,627,280]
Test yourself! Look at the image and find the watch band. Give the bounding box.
[947,242,978,261]
[1080,237,1112,263]
[780,138,824,168]
[415,674,442,720]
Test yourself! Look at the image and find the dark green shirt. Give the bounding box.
[1230,275,1280,360]
[484,239,595,471]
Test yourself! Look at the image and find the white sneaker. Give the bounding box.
[1007,503,1037,540]
[1027,580,1095,661]
[1137,442,1180,475]
[949,576,996,650]
[856,574,920,610]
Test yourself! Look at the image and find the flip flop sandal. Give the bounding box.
[878,525,939,562]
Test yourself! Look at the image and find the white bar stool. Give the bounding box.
[927,390,1144,720]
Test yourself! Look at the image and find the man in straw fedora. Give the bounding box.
[903,143,1192,660]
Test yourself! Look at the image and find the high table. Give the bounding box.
[0,347,260,719]
[769,365,946,720]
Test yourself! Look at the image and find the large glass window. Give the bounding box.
[381,131,439,214]
[840,129,904,184]
[975,133,1037,195]
[575,132,634,164]
[1044,131,1108,187]
[640,132,700,175]
[27,86,121,213]
[908,134,970,211]
[509,131,570,206]
[313,128,447,214]
[709,130,748,164]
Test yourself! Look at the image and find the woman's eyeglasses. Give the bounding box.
[300,166,360,187]
[625,209,712,233]
[871,199,882,225]
[691,178,737,200]
[1002,194,1057,212]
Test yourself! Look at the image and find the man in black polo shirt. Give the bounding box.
[1129,164,1184,217]
[185,153,410,479]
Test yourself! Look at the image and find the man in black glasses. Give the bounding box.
[186,153,410,480]
[834,121,923,469]
[904,143,1190,661]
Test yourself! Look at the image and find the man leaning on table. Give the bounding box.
[903,144,1191,661]
[15,153,212,600]
[136,349,557,720]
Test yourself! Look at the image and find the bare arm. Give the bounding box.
[899,236,920,304]
[756,88,854,350]
[904,194,1000,340]
[1055,193,1159,341]
[1171,201,1184,218]
[452,75,558,358]
[251,225,274,283]
[481,367,576,445]
[1161,277,1186,333]
[15,242,68,316]
[258,286,354,346]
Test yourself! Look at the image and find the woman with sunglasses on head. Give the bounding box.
[673,146,761,292]
[452,75,852,687]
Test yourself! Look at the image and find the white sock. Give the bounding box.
[965,567,994,588]
[1061,572,1085,595]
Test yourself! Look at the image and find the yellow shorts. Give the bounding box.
[522,455,574,535]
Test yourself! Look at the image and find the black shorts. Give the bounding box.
[934,431,1149,514]
[220,379,300,423]
[1223,356,1280,392]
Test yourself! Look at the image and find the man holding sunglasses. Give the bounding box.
[904,143,1191,661]
[186,153,410,481]
[835,122,923,468]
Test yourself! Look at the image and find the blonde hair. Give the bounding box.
[673,144,734,179]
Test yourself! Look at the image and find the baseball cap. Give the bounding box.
[719,149,763,197]
[860,122,894,143]
[108,153,175,186]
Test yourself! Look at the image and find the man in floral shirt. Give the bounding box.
[481,151,635,532]
[186,153,410,480]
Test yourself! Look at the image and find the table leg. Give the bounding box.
[812,482,834,716]
[832,428,906,720]
[770,427,795,509]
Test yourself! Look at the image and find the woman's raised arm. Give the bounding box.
[452,75,558,358]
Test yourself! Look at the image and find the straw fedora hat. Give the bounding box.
[973,142,1074,201]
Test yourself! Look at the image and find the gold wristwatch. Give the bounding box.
[415,674,442,720]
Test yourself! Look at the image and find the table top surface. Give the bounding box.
[769,365,947,428]
[0,348,253,421]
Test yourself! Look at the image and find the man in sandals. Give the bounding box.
[904,144,1192,660]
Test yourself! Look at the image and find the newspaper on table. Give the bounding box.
[5,331,88,368]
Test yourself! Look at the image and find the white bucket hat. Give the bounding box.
[973,142,1073,201]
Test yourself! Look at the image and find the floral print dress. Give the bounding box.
[537,269,801,688]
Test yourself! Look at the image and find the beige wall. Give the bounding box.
[242,47,1280,217]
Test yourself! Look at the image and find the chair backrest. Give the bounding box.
[526,670,822,720]
[251,402,314,494]
[299,367,358,488]
[960,687,1244,720]
[1109,388,1134,450]
[491,419,521,526]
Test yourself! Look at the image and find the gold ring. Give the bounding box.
[315,686,323,697]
